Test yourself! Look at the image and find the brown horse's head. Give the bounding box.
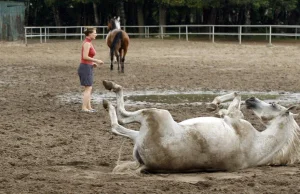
[107,16,121,31]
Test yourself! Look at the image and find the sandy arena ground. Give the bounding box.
[1,38,300,193]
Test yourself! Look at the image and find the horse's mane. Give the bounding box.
[110,19,117,30]
[270,116,300,165]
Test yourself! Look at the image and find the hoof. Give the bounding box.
[103,80,122,92]
[206,103,218,111]
[103,99,110,110]
[103,80,114,91]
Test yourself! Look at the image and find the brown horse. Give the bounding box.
[106,16,129,73]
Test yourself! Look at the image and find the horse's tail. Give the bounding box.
[110,31,123,57]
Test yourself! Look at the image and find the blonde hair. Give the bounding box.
[83,27,96,36]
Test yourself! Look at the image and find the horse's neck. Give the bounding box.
[252,117,300,165]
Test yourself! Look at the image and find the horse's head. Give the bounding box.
[107,16,121,31]
[245,97,297,125]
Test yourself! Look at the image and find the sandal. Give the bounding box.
[81,109,97,113]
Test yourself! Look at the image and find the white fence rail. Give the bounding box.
[24,25,300,45]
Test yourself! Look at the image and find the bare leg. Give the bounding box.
[103,99,138,141]
[82,86,93,111]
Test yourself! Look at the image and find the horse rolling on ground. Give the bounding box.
[102,80,300,173]
[106,16,129,73]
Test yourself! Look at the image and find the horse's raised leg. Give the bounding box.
[207,92,244,119]
[103,99,138,141]
[103,80,145,124]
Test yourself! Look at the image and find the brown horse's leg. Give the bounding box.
[116,50,121,71]
[121,47,128,73]
[119,49,123,72]
[110,48,114,71]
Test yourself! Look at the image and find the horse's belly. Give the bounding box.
[140,147,244,171]
[137,120,245,171]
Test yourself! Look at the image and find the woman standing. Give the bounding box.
[78,27,104,112]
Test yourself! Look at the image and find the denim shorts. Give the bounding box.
[78,63,93,86]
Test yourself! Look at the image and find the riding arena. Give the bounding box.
[1,34,300,193]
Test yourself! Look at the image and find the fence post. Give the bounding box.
[212,26,215,43]
[179,26,181,39]
[239,26,242,44]
[296,28,298,40]
[80,27,83,41]
[186,25,188,41]
[40,28,42,43]
[269,26,272,45]
[65,27,67,40]
[160,26,163,39]
[44,27,47,43]
[24,27,27,45]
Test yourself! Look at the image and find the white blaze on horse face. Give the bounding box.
[115,18,121,30]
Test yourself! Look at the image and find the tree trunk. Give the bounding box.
[52,6,62,32]
[33,6,37,25]
[93,2,100,25]
[208,8,216,24]
[117,1,126,26]
[24,1,30,26]
[137,4,144,37]
[159,4,167,37]
[75,4,82,33]
[237,7,244,25]
[244,5,251,33]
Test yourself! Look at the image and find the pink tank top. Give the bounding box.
[81,38,96,65]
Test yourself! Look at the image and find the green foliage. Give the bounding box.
[202,0,221,8]
[27,0,300,26]
[270,0,298,11]
[185,0,202,8]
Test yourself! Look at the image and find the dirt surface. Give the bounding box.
[1,38,300,193]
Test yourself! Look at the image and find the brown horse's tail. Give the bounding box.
[110,31,123,58]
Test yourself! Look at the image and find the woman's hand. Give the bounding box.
[96,59,104,64]
[93,59,104,67]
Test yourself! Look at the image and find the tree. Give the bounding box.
[44,0,65,27]
[126,0,145,37]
